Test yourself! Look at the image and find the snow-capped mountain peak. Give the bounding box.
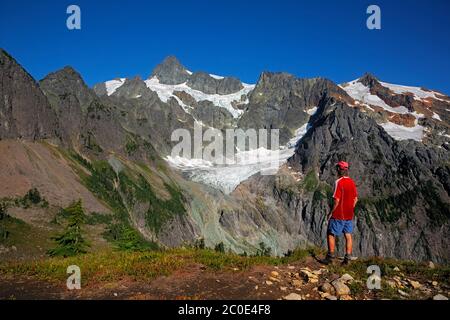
[340,74,449,143]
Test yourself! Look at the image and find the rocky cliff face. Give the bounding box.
[238,72,353,144]
[40,66,128,154]
[0,49,59,140]
[98,76,196,155]
[187,72,243,95]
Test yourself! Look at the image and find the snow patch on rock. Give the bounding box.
[105,78,126,96]
[380,121,425,142]
[380,81,447,102]
[340,80,409,114]
[209,74,225,80]
[145,76,254,118]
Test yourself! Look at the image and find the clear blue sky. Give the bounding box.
[1,0,449,93]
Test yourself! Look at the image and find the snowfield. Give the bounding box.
[340,80,410,114]
[145,76,255,118]
[105,78,126,96]
[209,74,225,80]
[340,78,439,143]
[165,120,314,194]
[380,121,425,142]
[166,147,296,194]
[379,81,447,102]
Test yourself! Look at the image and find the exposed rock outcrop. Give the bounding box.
[238,72,353,144]
[150,55,191,85]
[0,49,59,140]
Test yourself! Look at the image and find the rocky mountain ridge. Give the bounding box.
[0,48,449,262]
[0,49,59,140]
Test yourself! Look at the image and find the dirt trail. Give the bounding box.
[0,258,330,300]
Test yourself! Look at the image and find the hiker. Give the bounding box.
[323,161,358,265]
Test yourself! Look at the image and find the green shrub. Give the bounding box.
[85,212,112,225]
[125,136,138,155]
[255,242,272,256]
[194,237,205,250]
[104,224,158,251]
[24,188,42,204]
[301,170,319,192]
[214,242,225,253]
[0,202,7,220]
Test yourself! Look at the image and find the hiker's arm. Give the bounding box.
[328,198,340,220]
[354,197,358,208]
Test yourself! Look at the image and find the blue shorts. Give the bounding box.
[328,218,353,236]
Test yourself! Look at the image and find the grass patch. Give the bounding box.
[1,188,49,210]
[125,135,138,156]
[0,250,184,283]
[0,247,318,283]
[0,215,54,256]
[301,170,319,192]
[85,212,113,225]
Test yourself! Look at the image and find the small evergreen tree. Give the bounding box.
[0,202,9,241]
[0,202,7,220]
[214,242,225,253]
[256,242,272,256]
[47,200,90,257]
[24,188,42,204]
[194,237,205,250]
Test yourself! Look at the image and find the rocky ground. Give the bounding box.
[1,254,448,300]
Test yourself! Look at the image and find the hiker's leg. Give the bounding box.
[327,234,336,255]
[344,233,353,255]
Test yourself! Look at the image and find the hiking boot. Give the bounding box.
[322,253,335,265]
[342,254,352,266]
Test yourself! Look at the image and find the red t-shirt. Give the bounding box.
[332,176,358,220]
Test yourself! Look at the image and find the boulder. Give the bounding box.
[433,294,448,300]
[408,279,422,290]
[339,273,354,283]
[319,282,335,294]
[283,293,303,300]
[331,280,351,296]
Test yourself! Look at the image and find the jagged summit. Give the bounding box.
[358,72,380,87]
[150,55,246,94]
[1,48,18,65]
[40,65,97,111]
[41,66,86,84]
[150,55,191,85]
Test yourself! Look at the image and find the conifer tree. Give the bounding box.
[48,200,90,257]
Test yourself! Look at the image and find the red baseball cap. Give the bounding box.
[336,161,349,170]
